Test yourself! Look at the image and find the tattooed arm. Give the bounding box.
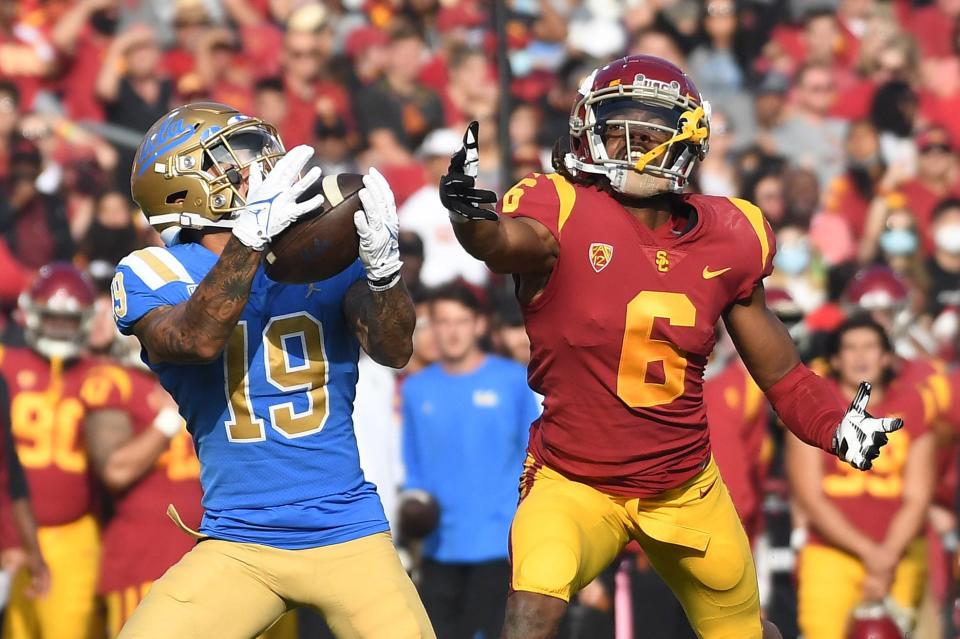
[133,236,261,364]
[343,278,415,368]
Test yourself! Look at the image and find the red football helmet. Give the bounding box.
[846,603,905,639]
[564,54,711,195]
[18,263,96,360]
[843,266,910,312]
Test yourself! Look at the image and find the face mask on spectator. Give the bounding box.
[880,228,918,256]
[774,243,810,275]
[935,224,960,254]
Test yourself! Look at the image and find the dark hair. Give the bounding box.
[932,197,960,222]
[828,314,893,358]
[550,136,603,188]
[254,77,285,94]
[870,81,917,138]
[0,80,19,106]
[447,44,484,72]
[430,281,483,314]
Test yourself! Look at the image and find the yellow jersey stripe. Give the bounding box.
[545,173,577,234]
[927,373,951,415]
[133,249,179,285]
[728,197,770,268]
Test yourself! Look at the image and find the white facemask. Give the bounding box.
[935,224,960,254]
[608,168,674,198]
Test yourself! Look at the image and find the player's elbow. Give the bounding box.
[373,341,413,369]
[101,466,137,493]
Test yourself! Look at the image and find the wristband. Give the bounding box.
[367,273,401,292]
[152,407,183,438]
[765,362,844,452]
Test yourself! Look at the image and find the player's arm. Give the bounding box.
[132,147,324,365]
[84,407,178,493]
[724,283,902,469]
[440,122,558,275]
[343,168,415,368]
[880,431,934,560]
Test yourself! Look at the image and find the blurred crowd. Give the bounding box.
[1,0,960,638]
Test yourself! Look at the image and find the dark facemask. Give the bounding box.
[90,10,120,37]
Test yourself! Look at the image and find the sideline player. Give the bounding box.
[82,337,203,637]
[111,103,433,638]
[0,265,101,639]
[438,55,904,639]
[787,316,932,639]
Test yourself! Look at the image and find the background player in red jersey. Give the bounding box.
[787,316,933,639]
[438,54,904,639]
[82,337,203,638]
[0,264,104,639]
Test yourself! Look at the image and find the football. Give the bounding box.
[264,172,364,284]
[396,489,440,540]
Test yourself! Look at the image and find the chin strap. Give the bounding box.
[631,105,709,172]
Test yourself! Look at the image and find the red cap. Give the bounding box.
[915,126,954,151]
[436,4,486,32]
[345,26,388,58]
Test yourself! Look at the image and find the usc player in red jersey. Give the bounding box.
[438,54,904,639]
[81,335,204,638]
[787,316,933,639]
[0,264,106,639]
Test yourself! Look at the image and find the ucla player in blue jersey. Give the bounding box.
[108,103,434,638]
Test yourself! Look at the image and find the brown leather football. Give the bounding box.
[264,172,363,284]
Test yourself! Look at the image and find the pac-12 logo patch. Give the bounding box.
[589,243,613,273]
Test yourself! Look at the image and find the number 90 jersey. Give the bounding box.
[501,173,776,497]
[112,243,387,549]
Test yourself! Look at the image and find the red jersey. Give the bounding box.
[83,365,202,594]
[0,346,102,526]
[705,358,769,541]
[811,380,929,546]
[504,173,776,496]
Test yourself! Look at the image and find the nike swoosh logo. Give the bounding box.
[702,266,731,279]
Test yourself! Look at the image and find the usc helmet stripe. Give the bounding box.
[728,198,771,269]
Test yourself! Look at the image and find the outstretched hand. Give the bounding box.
[833,382,904,470]
[439,121,499,222]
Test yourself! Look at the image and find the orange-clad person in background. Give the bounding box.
[82,334,202,638]
[787,315,934,639]
[0,264,104,639]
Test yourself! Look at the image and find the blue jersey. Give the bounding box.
[111,243,387,549]
[402,356,539,563]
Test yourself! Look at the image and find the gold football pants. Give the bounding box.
[117,532,434,639]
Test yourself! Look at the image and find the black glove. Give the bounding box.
[439,121,499,222]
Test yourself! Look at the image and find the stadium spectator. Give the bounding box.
[771,63,848,188]
[355,22,444,152]
[0,137,73,270]
[927,198,960,320]
[399,128,489,288]
[76,190,138,268]
[278,6,349,149]
[0,80,20,178]
[401,283,538,639]
[899,126,960,254]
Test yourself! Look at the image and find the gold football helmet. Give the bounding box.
[131,102,285,243]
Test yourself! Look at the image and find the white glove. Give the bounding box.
[231,145,324,251]
[355,167,402,291]
[832,382,904,470]
[151,407,183,438]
